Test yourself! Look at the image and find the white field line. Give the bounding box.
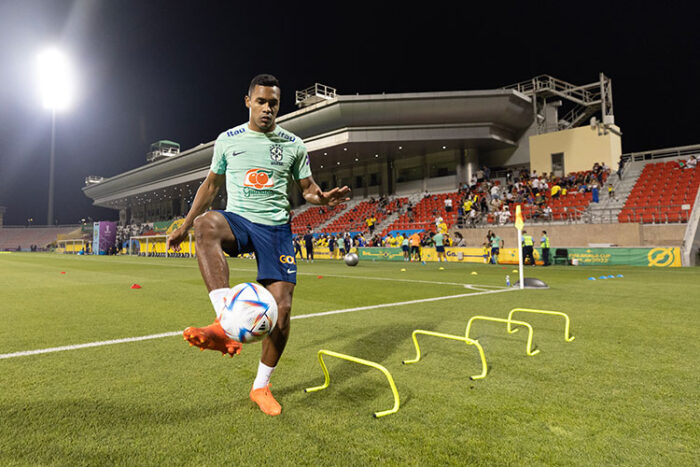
[5,255,507,290]
[0,287,516,360]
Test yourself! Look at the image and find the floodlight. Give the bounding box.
[37,48,74,111]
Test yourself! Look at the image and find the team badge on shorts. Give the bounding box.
[270,144,284,166]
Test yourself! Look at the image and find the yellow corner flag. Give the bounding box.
[514,205,524,231]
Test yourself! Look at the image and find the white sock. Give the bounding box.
[209,288,230,318]
[253,361,276,390]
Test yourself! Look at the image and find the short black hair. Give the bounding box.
[248,74,280,96]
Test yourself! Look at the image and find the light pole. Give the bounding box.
[37,48,74,225]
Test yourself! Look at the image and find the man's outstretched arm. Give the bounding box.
[298,176,351,206]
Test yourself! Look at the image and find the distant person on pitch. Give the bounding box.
[166,74,350,416]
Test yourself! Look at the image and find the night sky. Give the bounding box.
[0,0,698,226]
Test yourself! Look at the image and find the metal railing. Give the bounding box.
[588,204,692,224]
[620,144,700,163]
[295,83,337,107]
[503,75,600,104]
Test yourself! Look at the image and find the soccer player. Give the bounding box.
[166,74,350,416]
[433,230,446,262]
[303,228,314,262]
[401,233,410,261]
[490,232,503,264]
[293,235,302,259]
[328,234,337,259]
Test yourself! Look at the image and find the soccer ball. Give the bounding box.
[219,283,278,343]
[344,253,359,266]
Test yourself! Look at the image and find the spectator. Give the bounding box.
[453,231,466,247]
[686,155,697,169]
[498,206,511,225]
[551,184,561,199]
[617,158,625,180]
[444,197,453,213]
[543,205,552,221]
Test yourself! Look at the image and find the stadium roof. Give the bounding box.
[83,89,533,210]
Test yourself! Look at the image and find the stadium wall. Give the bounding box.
[455,223,686,249]
[529,125,622,175]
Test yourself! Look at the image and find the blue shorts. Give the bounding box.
[491,247,500,256]
[436,246,445,253]
[216,211,296,284]
[402,245,409,252]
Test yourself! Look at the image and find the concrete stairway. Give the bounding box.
[587,166,644,223]
[374,193,423,234]
[316,199,361,231]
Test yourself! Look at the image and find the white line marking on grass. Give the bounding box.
[0,288,517,360]
[28,256,507,289]
[291,287,516,320]
[0,332,181,360]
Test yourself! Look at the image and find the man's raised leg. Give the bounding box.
[249,280,294,416]
[183,211,242,357]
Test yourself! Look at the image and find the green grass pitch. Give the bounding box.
[0,253,698,465]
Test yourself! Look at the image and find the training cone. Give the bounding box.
[130,284,142,289]
[588,277,596,280]
[60,271,66,275]
[512,269,518,273]
[317,275,323,279]
[439,267,445,270]
[470,271,478,275]
[617,274,624,278]
[599,276,607,280]
[401,268,406,272]
[607,275,615,279]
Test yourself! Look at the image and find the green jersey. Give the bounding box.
[210,124,312,225]
[491,235,501,248]
[433,233,444,247]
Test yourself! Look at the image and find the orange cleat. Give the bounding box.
[183,318,242,357]
[249,385,281,416]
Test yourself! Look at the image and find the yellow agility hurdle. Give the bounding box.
[304,349,400,418]
[507,308,575,342]
[465,316,540,356]
[402,330,488,380]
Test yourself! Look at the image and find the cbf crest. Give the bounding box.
[270,144,284,166]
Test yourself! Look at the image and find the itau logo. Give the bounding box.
[244,168,274,189]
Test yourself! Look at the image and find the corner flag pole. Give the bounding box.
[514,205,524,290]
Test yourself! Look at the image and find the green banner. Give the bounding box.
[357,247,405,262]
[565,247,681,267]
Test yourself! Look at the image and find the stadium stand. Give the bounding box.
[290,203,347,234]
[383,191,462,234]
[0,226,79,251]
[619,161,700,223]
[322,197,408,234]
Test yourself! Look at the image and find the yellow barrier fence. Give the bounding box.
[465,316,540,356]
[507,308,575,342]
[304,349,400,418]
[403,330,487,380]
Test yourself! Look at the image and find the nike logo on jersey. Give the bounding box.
[232,151,245,157]
[287,269,296,274]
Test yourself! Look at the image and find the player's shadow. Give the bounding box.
[282,320,438,407]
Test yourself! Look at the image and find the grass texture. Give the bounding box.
[0,253,698,466]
